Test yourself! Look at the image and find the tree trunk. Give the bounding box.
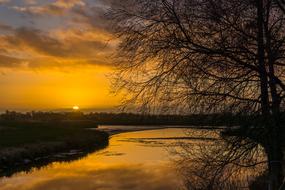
[256,1,284,189]
[263,1,284,189]
[256,0,270,116]
[266,133,284,190]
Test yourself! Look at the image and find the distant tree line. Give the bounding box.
[1,111,284,127]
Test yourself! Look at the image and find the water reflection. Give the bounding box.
[0,128,269,190]
[174,130,267,190]
[1,165,179,190]
[0,128,189,190]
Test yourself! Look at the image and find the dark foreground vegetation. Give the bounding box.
[0,121,109,177]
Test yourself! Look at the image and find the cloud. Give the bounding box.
[0,0,10,5]
[0,54,27,68]
[14,27,113,58]
[0,23,13,31]
[10,0,114,32]
[24,0,37,5]
[12,0,86,16]
[0,26,115,70]
[71,5,111,31]
[0,0,119,70]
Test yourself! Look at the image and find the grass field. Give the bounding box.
[0,121,102,147]
[0,121,109,174]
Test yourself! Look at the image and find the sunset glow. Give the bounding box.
[73,106,79,110]
[0,0,119,111]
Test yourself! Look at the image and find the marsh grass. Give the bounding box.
[0,121,109,175]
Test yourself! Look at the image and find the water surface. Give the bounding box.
[0,127,199,190]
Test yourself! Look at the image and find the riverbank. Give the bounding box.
[0,124,227,177]
[0,128,192,190]
[97,125,225,135]
[0,122,109,176]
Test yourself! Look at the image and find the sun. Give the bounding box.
[73,106,80,111]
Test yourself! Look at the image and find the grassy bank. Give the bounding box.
[0,121,109,176]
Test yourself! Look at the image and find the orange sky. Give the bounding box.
[0,0,121,111]
[0,66,121,111]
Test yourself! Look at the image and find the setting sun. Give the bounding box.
[73,106,79,111]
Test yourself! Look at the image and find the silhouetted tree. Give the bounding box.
[108,0,285,189]
[275,0,285,12]
[174,130,267,190]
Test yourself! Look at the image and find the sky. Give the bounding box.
[0,0,122,112]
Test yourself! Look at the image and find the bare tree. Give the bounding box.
[174,132,267,190]
[108,0,285,189]
[275,0,285,13]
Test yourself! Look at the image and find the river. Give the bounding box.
[0,127,208,190]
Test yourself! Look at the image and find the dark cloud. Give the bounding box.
[70,0,136,33]
[0,0,118,70]
[0,54,26,68]
[0,23,13,31]
[0,0,10,5]
[0,26,114,69]
[71,4,112,31]
[10,27,69,57]
[12,0,86,16]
